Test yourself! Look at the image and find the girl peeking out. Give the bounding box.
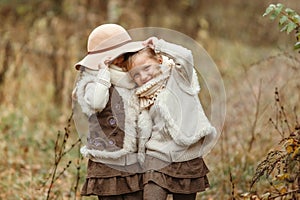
[126,37,217,200]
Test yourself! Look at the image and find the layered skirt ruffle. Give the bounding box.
[142,156,210,194]
[81,160,143,196]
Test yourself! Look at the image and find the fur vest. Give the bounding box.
[73,66,140,165]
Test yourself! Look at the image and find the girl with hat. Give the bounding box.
[72,24,145,200]
[125,37,217,200]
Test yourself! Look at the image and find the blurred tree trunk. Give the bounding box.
[52,0,64,15]
[0,41,11,103]
[47,1,65,107]
[50,50,65,107]
[107,0,121,22]
[130,0,204,39]
[140,0,159,26]
[180,0,202,38]
[0,41,11,85]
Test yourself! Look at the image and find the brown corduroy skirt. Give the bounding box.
[81,159,143,196]
[142,156,210,194]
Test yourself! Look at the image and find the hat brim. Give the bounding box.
[75,41,145,70]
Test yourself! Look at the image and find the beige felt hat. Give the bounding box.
[75,24,145,70]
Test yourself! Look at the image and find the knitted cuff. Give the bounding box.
[95,78,111,88]
[96,68,111,88]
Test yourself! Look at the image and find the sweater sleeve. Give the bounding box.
[84,68,111,112]
[154,39,194,84]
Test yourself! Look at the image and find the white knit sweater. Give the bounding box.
[135,39,217,163]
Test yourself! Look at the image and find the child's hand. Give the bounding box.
[143,37,158,49]
[97,56,112,70]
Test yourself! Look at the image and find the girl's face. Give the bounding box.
[129,51,162,86]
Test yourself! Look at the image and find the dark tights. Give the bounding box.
[144,182,196,200]
[98,190,143,200]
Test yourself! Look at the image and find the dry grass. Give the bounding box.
[1,34,299,199]
[199,38,300,199]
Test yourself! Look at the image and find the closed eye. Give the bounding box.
[132,73,140,79]
[144,65,151,71]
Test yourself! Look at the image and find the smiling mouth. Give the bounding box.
[142,78,152,84]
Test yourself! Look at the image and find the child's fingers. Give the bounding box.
[97,56,111,69]
[143,37,158,47]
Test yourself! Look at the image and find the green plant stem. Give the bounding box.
[280,11,300,27]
